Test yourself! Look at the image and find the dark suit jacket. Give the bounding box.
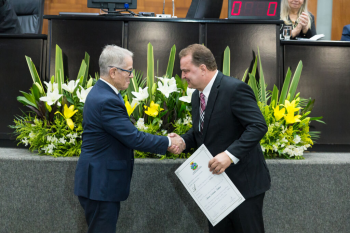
[0,0,22,34]
[341,25,350,41]
[182,72,271,199]
[74,80,169,202]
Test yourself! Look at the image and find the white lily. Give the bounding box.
[157,77,178,98]
[39,88,62,106]
[44,81,58,93]
[62,80,78,93]
[77,86,93,103]
[131,87,149,102]
[179,87,196,103]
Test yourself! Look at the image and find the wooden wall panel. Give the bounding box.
[332,0,350,41]
[308,0,318,25]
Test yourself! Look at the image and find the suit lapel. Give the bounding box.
[192,90,200,133]
[202,72,223,141]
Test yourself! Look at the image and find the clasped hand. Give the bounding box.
[167,133,186,154]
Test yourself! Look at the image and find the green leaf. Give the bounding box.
[55,45,64,83]
[279,68,292,105]
[77,60,87,84]
[31,84,41,102]
[25,56,44,91]
[248,74,259,102]
[271,85,279,108]
[251,56,258,77]
[56,69,63,95]
[242,68,248,82]
[288,61,303,101]
[82,52,90,87]
[223,46,230,76]
[258,48,266,104]
[17,96,37,108]
[147,43,154,102]
[166,45,176,79]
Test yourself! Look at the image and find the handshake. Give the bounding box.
[167,133,186,154]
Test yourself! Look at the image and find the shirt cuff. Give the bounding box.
[225,150,240,164]
[167,136,171,147]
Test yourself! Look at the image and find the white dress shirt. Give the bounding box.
[100,78,172,147]
[199,71,240,164]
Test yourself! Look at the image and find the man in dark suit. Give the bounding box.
[341,24,350,41]
[0,0,22,34]
[74,45,183,233]
[171,44,270,233]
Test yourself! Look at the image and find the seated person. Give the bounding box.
[0,0,22,34]
[341,24,350,41]
[280,0,316,39]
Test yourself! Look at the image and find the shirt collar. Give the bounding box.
[200,70,218,99]
[100,78,119,95]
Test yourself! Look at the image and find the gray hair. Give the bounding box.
[99,45,133,77]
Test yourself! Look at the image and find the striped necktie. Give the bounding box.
[200,92,206,133]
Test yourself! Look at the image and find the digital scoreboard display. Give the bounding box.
[228,0,280,20]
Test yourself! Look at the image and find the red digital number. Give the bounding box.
[244,2,254,15]
[231,1,242,16]
[254,2,265,16]
[267,2,278,16]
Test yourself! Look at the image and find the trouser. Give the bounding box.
[209,192,265,233]
[78,196,121,233]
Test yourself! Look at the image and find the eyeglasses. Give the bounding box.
[108,66,133,76]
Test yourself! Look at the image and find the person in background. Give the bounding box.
[341,24,350,41]
[0,0,22,34]
[280,0,316,39]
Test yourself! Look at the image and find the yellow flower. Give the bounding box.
[125,101,137,116]
[274,106,285,121]
[284,111,301,124]
[144,101,164,117]
[55,104,78,130]
[284,100,300,114]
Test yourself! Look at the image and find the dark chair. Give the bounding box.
[186,0,224,19]
[9,0,45,34]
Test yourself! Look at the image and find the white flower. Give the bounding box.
[62,80,78,93]
[157,77,178,98]
[77,86,93,103]
[131,87,149,102]
[42,143,56,155]
[29,132,35,139]
[72,133,78,138]
[273,144,278,152]
[158,120,163,127]
[293,135,301,144]
[130,99,140,109]
[179,87,196,103]
[22,137,29,146]
[47,136,52,142]
[162,130,167,135]
[177,119,182,124]
[39,88,62,106]
[58,137,66,144]
[44,81,58,93]
[51,136,58,144]
[136,118,148,130]
[261,145,265,152]
[69,138,76,145]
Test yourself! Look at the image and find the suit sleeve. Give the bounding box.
[226,82,268,160]
[181,127,197,153]
[101,99,169,155]
[181,93,198,152]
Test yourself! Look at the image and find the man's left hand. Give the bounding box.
[208,152,232,175]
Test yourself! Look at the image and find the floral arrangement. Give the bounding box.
[11,45,97,157]
[12,44,323,160]
[224,47,324,159]
[120,43,195,159]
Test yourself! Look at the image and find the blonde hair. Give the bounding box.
[281,0,312,29]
